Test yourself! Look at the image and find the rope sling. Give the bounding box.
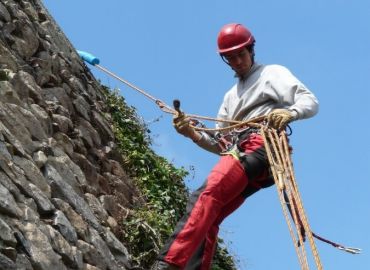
[78,51,361,269]
[262,127,321,270]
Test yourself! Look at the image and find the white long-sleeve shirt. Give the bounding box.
[196,63,319,154]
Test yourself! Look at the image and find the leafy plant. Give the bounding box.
[212,239,238,270]
[102,86,237,269]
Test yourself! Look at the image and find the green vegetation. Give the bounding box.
[102,86,237,270]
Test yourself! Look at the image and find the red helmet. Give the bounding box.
[217,23,255,54]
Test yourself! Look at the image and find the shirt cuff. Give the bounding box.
[192,131,204,143]
[288,108,300,120]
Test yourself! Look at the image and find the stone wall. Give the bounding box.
[0,0,141,269]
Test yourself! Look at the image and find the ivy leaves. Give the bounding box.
[102,86,237,269]
[102,87,188,266]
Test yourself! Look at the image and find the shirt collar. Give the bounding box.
[234,62,261,81]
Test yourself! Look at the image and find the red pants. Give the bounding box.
[159,134,274,269]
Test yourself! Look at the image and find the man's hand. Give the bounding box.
[267,109,296,130]
[173,113,198,139]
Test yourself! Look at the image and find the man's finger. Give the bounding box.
[173,113,186,124]
[176,121,188,130]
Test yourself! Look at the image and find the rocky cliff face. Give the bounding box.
[0,0,141,269]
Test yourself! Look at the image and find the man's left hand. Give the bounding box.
[267,109,296,130]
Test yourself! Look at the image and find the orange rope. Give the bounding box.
[261,127,323,269]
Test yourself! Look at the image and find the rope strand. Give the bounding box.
[261,127,322,269]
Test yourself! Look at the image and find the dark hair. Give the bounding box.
[219,42,256,66]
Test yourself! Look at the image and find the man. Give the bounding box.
[152,23,319,270]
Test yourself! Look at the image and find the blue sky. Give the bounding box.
[42,1,370,269]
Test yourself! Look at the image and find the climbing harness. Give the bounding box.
[77,50,361,269]
[216,126,257,151]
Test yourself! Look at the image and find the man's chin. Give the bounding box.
[236,69,249,77]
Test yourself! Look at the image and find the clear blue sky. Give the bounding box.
[42,1,370,269]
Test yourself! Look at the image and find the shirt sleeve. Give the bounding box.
[193,93,230,155]
[194,131,222,154]
[268,65,319,119]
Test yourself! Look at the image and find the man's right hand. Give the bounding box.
[173,113,199,140]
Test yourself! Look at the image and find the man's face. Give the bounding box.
[222,47,253,77]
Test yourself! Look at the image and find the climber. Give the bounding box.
[151,23,319,270]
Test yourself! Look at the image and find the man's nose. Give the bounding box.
[234,56,243,65]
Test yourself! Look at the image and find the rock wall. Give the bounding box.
[0,0,141,269]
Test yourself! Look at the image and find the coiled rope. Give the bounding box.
[262,127,322,269]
